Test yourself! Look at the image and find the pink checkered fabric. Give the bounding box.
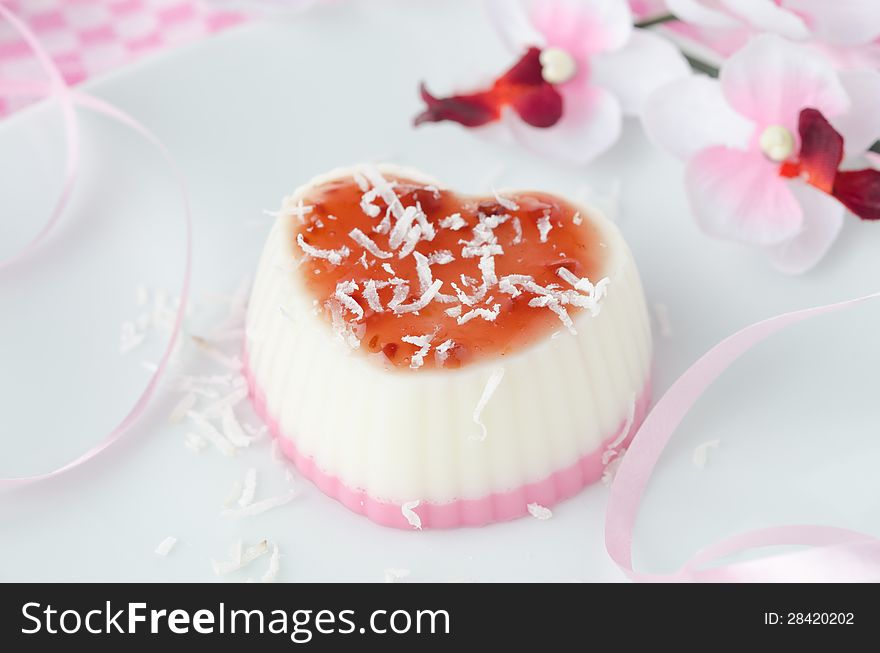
[0,0,246,117]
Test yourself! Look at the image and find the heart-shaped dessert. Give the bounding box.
[245,164,652,529]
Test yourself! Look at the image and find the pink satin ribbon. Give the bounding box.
[606,292,880,582]
[0,5,192,487]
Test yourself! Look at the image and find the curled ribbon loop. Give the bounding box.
[606,292,880,582]
[0,5,192,487]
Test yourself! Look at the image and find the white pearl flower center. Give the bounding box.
[539,48,577,85]
[759,125,795,162]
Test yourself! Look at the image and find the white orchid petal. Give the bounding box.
[784,0,880,46]
[641,76,754,160]
[508,83,622,164]
[721,0,810,40]
[484,0,546,51]
[830,70,880,158]
[766,182,845,275]
[590,29,689,115]
[666,0,742,29]
[530,0,633,57]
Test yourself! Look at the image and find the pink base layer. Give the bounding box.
[244,351,651,529]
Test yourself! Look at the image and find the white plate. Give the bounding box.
[1,0,879,582]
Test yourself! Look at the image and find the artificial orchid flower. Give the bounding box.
[643,35,880,274]
[667,0,880,44]
[664,0,880,68]
[415,0,688,164]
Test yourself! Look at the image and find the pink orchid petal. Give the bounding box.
[666,0,742,29]
[720,35,849,131]
[590,29,689,116]
[720,0,810,40]
[685,146,803,245]
[507,81,622,164]
[783,0,880,46]
[829,70,880,158]
[766,182,845,274]
[641,76,754,160]
[530,0,632,58]
[484,0,546,52]
[806,40,880,71]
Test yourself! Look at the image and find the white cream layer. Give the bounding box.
[245,165,652,504]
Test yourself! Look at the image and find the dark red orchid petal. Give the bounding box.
[500,46,546,86]
[796,108,844,193]
[414,83,498,128]
[510,84,564,128]
[414,46,564,130]
[832,169,880,221]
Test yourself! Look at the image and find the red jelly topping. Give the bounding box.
[292,173,606,370]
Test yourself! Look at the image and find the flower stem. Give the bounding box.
[636,12,880,155]
[684,54,719,78]
[633,13,677,29]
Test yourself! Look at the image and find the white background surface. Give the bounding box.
[1,0,879,582]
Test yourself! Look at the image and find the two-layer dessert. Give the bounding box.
[245,164,651,528]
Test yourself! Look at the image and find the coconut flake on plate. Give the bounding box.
[527,503,553,520]
[169,392,197,424]
[220,406,252,448]
[261,543,281,583]
[119,321,146,354]
[191,335,243,371]
[224,479,243,507]
[238,468,258,507]
[401,500,422,530]
[692,439,721,469]
[221,490,298,518]
[384,568,411,583]
[184,432,207,452]
[472,368,505,441]
[154,536,178,556]
[187,411,236,457]
[211,538,269,576]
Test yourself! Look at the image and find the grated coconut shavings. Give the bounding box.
[401,500,422,530]
[221,490,298,518]
[527,503,553,520]
[692,439,721,469]
[154,536,178,556]
[296,233,349,266]
[472,368,505,441]
[239,468,257,507]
